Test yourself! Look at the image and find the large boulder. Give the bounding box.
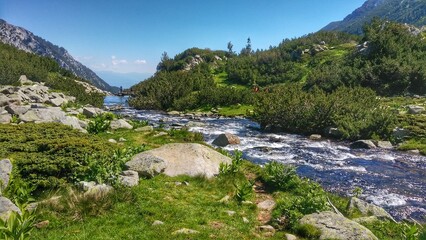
[0,197,21,222]
[125,143,232,178]
[408,105,425,115]
[348,197,395,221]
[375,141,393,149]
[0,159,12,192]
[110,119,133,130]
[350,140,376,149]
[5,104,31,115]
[20,108,66,123]
[0,94,21,107]
[212,133,241,147]
[82,107,104,118]
[299,211,378,240]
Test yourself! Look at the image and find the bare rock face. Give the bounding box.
[212,133,241,147]
[0,19,114,92]
[299,211,378,240]
[125,143,232,178]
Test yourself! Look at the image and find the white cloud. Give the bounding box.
[111,55,128,65]
[134,59,147,64]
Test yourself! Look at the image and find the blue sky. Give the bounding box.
[0,0,365,86]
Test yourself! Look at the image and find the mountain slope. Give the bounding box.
[322,0,426,34]
[0,19,115,92]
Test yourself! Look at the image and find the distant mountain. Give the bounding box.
[97,71,153,89]
[0,19,115,92]
[322,0,426,34]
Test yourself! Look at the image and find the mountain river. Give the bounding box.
[105,96,426,222]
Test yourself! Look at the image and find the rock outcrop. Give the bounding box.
[125,143,232,178]
[350,140,376,149]
[299,211,378,240]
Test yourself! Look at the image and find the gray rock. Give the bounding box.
[110,119,133,130]
[299,211,378,240]
[108,139,117,143]
[118,170,139,187]
[225,210,236,216]
[20,108,65,123]
[353,216,380,224]
[79,181,113,197]
[0,86,18,94]
[285,233,298,240]
[350,140,376,149]
[19,75,33,85]
[259,225,275,234]
[309,134,322,140]
[82,107,103,118]
[135,126,154,132]
[5,104,30,115]
[0,197,21,222]
[0,94,20,107]
[126,143,232,178]
[212,133,240,147]
[0,159,12,192]
[348,197,395,221]
[0,114,12,124]
[125,155,167,178]
[154,132,168,137]
[243,217,249,223]
[257,199,276,211]
[48,97,66,107]
[118,137,127,142]
[375,141,393,149]
[408,105,425,114]
[152,220,164,226]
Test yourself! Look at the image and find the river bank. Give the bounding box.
[107,96,426,222]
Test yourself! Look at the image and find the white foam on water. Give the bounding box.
[366,190,407,207]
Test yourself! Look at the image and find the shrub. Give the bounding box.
[254,84,395,140]
[86,114,111,134]
[234,180,254,203]
[0,205,37,240]
[261,161,299,191]
[219,150,244,176]
[0,123,116,191]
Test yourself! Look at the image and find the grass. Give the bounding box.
[33,175,262,240]
[218,104,254,117]
[213,71,248,90]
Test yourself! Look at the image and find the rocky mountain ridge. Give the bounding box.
[0,19,116,92]
[322,0,426,34]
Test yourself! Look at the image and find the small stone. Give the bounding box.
[172,228,199,235]
[285,233,298,240]
[257,199,276,211]
[152,220,164,226]
[408,149,420,154]
[350,140,376,149]
[225,210,236,216]
[175,182,182,186]
[118,137,127,142]
[154,132,168,137]
[309,134,322,140]
[242,217,249,223]
[118,170,139,187]
[34,220,50,229]
[108,139,117,143]
[259,225,276,236]
[375,141,393,149]
[183,181,190,186]
[242,200,254,205]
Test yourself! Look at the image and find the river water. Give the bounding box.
[105,96,426,221]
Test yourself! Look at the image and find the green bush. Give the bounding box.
[86,114,111,134]
[0,123,116,191]
[262,161,299,191]
[219,150,244,176]
[254,84,395,140]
